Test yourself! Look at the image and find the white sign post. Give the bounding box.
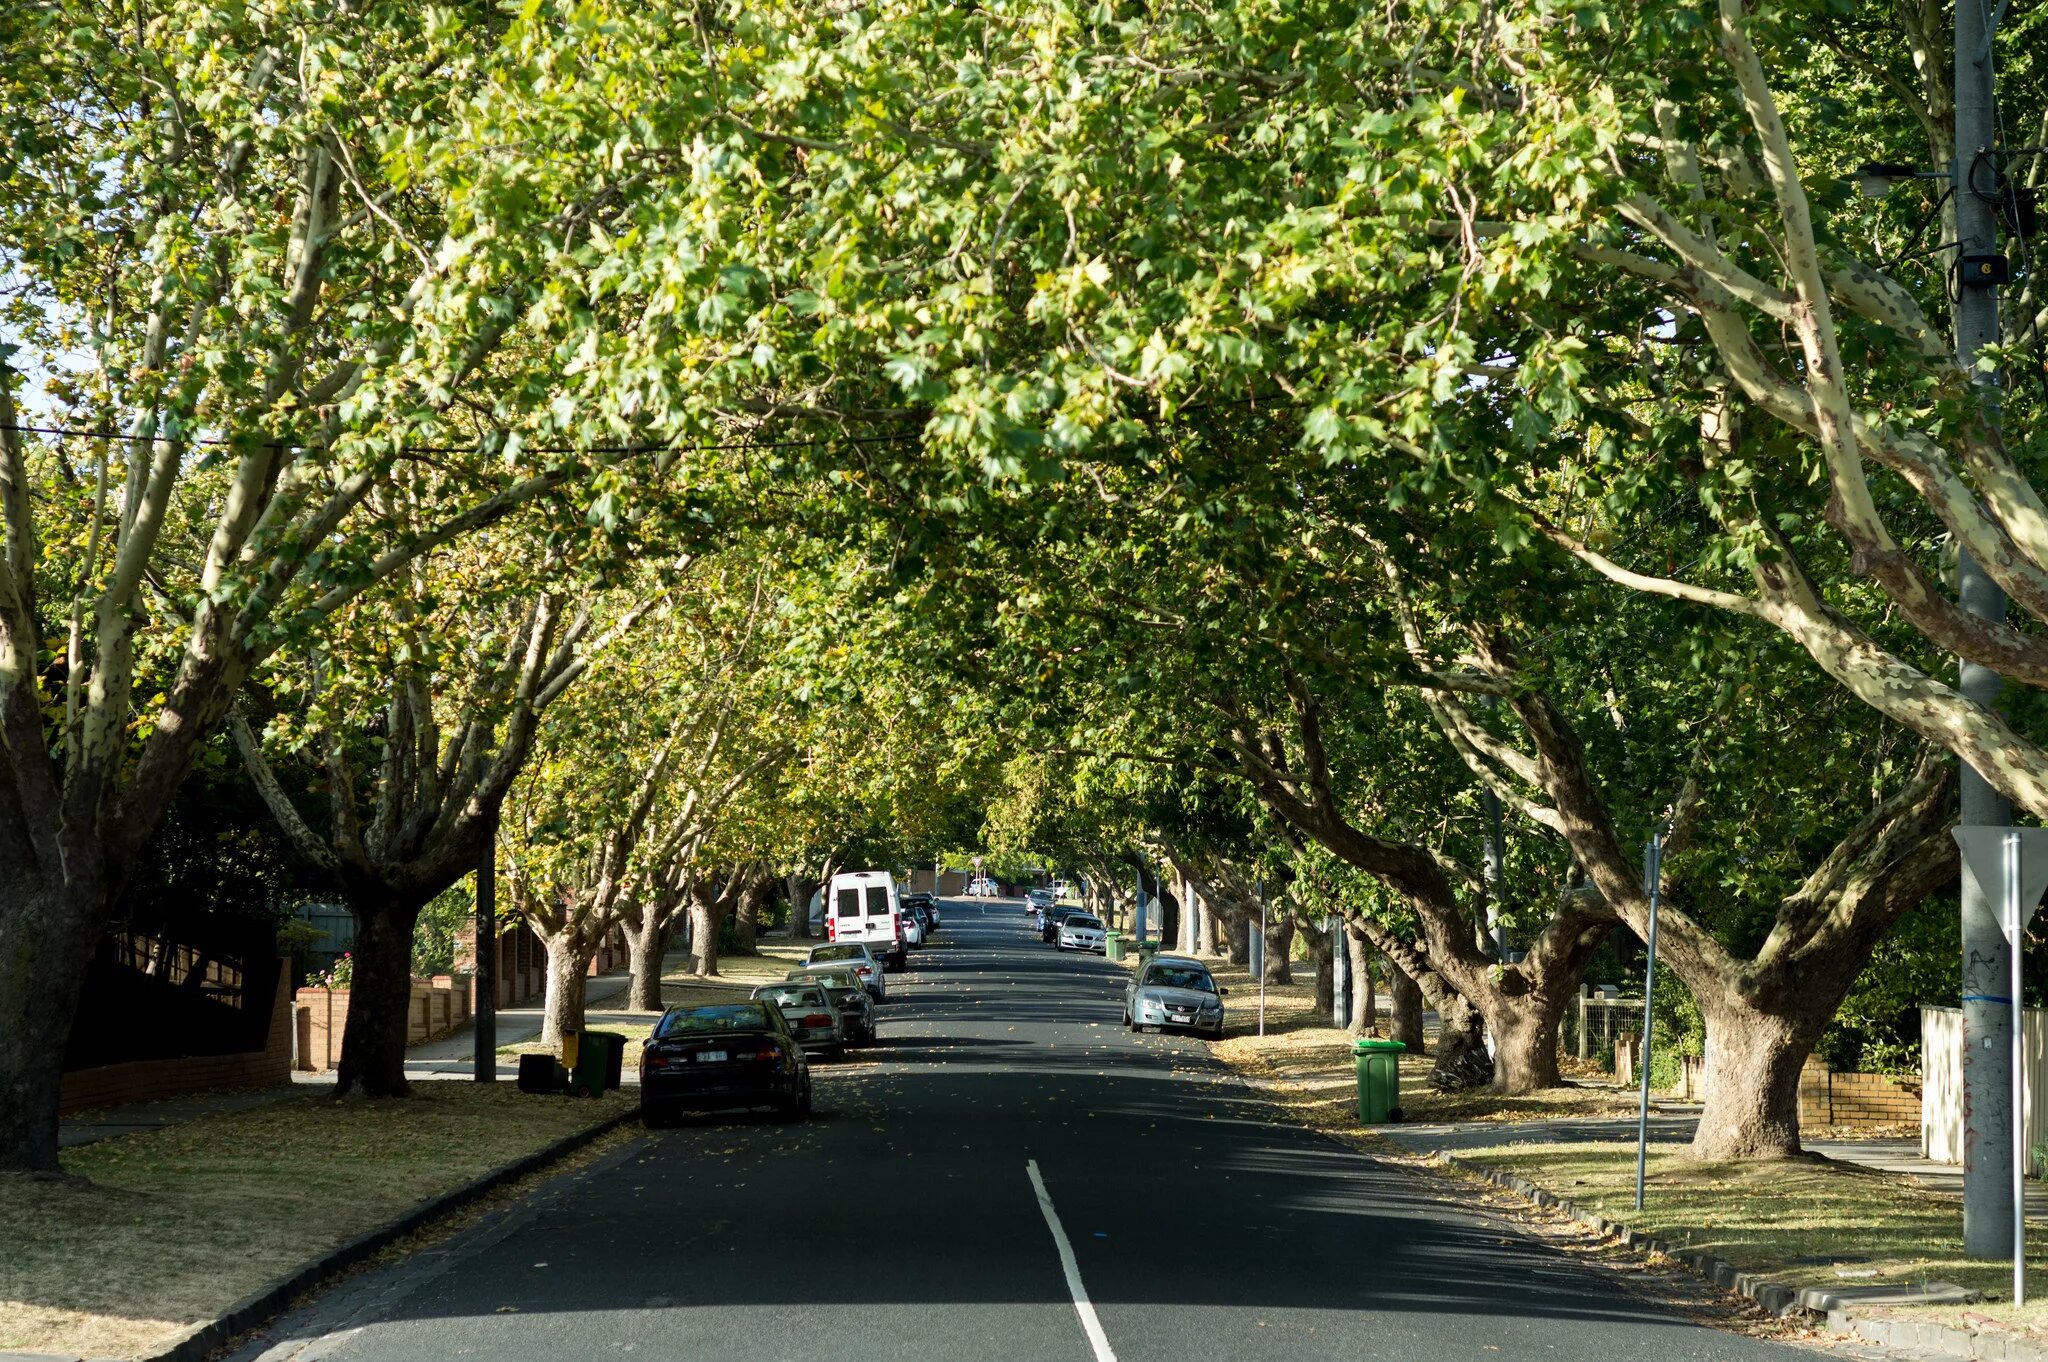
[1954,827,2048,1307]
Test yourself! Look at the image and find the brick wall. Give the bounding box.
[60,961,293,1115]
[1813,1068,1922,1125]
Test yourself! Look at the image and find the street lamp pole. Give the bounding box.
[1954,0,2014,1259]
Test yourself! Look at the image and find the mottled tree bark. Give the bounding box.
[1346,925,1374,1035]
[1262,914,1296,985]
[1387,956,1425,1052]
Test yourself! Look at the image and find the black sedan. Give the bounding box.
[640,1002,812,1127]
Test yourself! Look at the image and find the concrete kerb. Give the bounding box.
[1441,1153,2038,1362]
[134,1107,639,1362]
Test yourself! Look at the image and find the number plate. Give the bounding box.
[697,1050,728,1063]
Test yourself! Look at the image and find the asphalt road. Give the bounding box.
[230,899,1824,1362]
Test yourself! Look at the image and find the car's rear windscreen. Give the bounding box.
[659,1004,771,1035]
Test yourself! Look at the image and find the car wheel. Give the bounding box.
[641,1103,670,1130]
[796,1077,814,1119]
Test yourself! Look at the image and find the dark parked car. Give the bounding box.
[786,965,877,1045]
[1040,903,1080,943]
[640,1002,812,1127]
[900,892,938,936]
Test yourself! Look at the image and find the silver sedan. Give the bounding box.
[1124,956,1227,1038]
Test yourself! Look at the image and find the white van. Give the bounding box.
[826,870,906,969]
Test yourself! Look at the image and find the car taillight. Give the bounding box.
[856,965,873,978]
[644,1052,670,1069]
[753,1043,782,1063]
[801,1014,832,1029]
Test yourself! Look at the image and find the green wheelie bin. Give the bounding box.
[571,1030,625,1097]
[1352,1038,1405,1123]
[1104,930,1126,961]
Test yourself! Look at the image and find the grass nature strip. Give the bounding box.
[0,1084,635,1360]
[1175,947,2048,1344]
[1457,1142,2048,1342]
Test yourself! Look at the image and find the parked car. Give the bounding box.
[1027,887,1056,915]
[901,892,938,935]
[1039,903,1080,943]
[826,868,908,968]
[749,982,845,1057]
[640,1001,812,1126]
[898,908,925,947]
[1124,955,1227,1038]
[802,942,886,1002]
[1057,913,1107,953]
[785,966,877,1045]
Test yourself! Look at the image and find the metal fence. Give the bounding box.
[1563,993,1643,1063]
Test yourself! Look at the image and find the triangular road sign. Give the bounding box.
[1953,827,2048,940]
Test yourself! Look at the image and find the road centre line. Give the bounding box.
[1025,1158,1118,1362]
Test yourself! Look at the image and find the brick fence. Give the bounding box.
[295,975,475,1073]
[60,960,294,1115]
[1662,1052,1920,1127]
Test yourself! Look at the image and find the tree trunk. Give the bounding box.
[1223,910,1250,966]
[689,889,722,977]
[1346,926,1374,1035]
[626,911,670,1011]
[540,932,596,1047]
[1263,914,1295,985]
[788,875,817,940]
[1388,957,1425,1052]
[1311,933,1335,1014]
[1197,893,1221,957]
[0,873,103,1173]
[336,896,424,1098]
[731,878,762,955]
[1689,1000,1824,1160]
[1486,984,1573,1094]
[1158,884,1181,949]
[1431,990,1490,1085]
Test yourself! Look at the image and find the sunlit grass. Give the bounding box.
[1,1084,633,1360]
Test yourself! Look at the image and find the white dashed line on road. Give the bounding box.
[1025,1158,1118,1362]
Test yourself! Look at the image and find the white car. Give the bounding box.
[825,869,907,969]
[898,909,925,947]
[1057,914,1106,953]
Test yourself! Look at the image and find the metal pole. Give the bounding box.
[473,827,498,1083]
[2009,831,2027,1306]
[1331,917,1350,1030]
[1258,879,1268,1038]
[1956,0,2013,1257]
[1634,834,1663,1212]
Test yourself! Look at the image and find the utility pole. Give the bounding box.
[473,823,498,1083]
[1955,0,2012,1259]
